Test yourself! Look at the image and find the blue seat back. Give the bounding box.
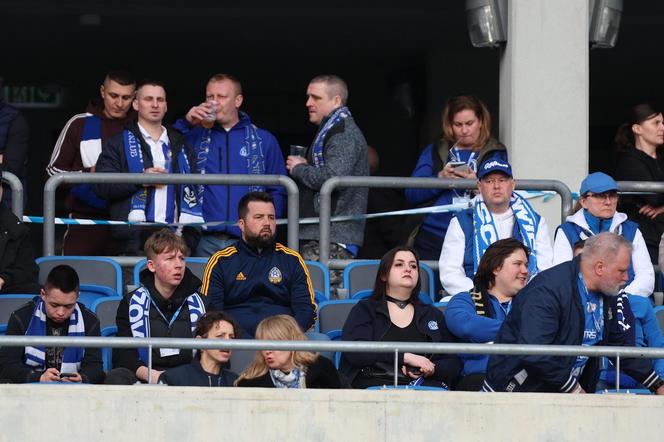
[90,297,122,330]
[100,325,117,372]
[133,257,210,286]
[316,300,359,334]
[305,260,330,301]
[37,256,122,295]
[343,260,435,302]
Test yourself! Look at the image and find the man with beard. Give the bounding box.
[200,191,316,337]
[483,232,664,394]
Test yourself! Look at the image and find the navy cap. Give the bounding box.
[579,172,618,195]
[477,159,513,179]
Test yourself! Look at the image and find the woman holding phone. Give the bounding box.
[406,95,508,273]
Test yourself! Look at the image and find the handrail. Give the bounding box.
[0,335,657,388]
[617,181,664,194]
[0,335,660,357]
[42,173,299,256]
[1,170,23,218]
[318,176,574,267]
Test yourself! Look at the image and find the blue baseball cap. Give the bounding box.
[477,159,513,179]
[579,172,618,195]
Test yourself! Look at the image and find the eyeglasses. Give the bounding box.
[586,191,618,201]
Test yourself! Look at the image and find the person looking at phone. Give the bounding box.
[439,158,553,297]
[340,246,461,389]
[172,73,287,257]
[0,265,104,384]
[406,95,508,270]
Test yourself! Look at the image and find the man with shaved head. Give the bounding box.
[483,232,664,394]
[286,75,369,297]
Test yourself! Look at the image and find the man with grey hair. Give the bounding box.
[286,74,369,297]
[483,232,664,394]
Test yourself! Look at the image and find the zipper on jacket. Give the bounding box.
[224,130,230,224]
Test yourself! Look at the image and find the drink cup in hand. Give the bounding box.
[201,101,217,129]
[290,145,307,157]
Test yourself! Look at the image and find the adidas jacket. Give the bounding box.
[200,239,317,337]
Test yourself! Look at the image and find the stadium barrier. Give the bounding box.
[42,173,300,256]
[0,335,659,389]
[318,176,574,269]
[1,170,23,218]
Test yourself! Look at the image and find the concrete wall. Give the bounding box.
[1,385,662,441]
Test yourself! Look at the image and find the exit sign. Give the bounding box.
[3,86,62,108]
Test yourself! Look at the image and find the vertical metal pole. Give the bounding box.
[148,345,153,384]
[393,349,399,387]
[616,355,620,391]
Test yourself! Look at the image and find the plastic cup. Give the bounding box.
[290,145,307,157]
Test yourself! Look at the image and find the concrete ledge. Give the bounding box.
[1,385,662,441]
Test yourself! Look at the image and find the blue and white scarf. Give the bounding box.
[472,192,539,276]
[123,129,203,224]
[128,286,206,363]
[24,298,85,373]
[310,106,351,210]
[195,113,266,193]
[269,367,306,388]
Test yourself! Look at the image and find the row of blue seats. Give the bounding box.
[34,256,438,301]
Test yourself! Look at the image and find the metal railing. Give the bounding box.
[318,176,574,268]
[0,335,658,388]
[42,173,299,256]
[1,171,23,218]
[617,181,664,195]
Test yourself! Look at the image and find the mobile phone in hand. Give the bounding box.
[59,373,76,379]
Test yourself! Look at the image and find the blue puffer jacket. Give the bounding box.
[483,257,662,393]
[173,112,287,237]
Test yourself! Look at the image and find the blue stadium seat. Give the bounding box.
[36,256,123,295]
[100,325,117,372]
[90,296,122,330]
[133,257,210,287]
[655,306,664,334]
[305,260,330,301]
[316,299,359,334]
[0,294,35,332]
[78,285,120,309]
[343,260,436,302]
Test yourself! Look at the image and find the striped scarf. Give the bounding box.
[472,192,539,276]
[128,286,206,364]
[123,129,202,224]
[24,298,85,374]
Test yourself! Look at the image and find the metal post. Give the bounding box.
[318,176,573,266]
[148,345,153,384]
[394,349,399,387]
[616,355,620,391]
[1,171,23,218]
[42,173,299,256]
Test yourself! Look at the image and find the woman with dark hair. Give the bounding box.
[235,315,342,389]
[406,95,508,263]
[340,246,461,389]
[445,239,529,391]
[158,311,239,387]
[614,103,664,263]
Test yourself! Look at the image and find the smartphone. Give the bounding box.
[59,373,76,379]
[450,161,471,174]
[406,365,422,376]
[447,161,465,168]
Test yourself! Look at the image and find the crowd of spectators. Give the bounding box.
[1,72,664,394]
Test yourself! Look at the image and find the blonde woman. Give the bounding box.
[235,315,342,389]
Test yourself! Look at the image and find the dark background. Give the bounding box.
[2,0,663,253]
